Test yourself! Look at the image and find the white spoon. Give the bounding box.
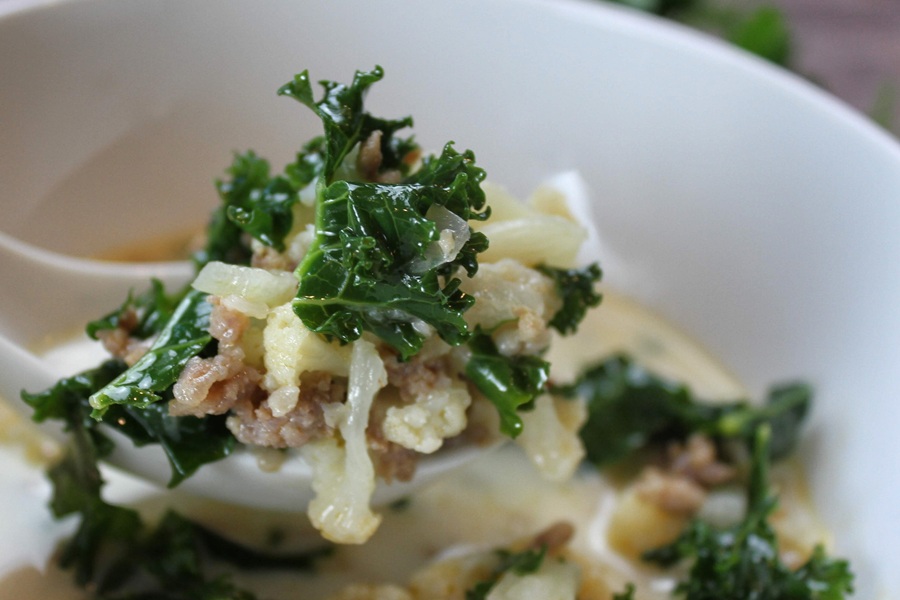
[0,231,488,511]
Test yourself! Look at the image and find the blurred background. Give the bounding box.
[1,0,898,132]
[607,0,900,133]
[773,0,899,131]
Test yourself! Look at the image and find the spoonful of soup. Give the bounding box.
[0,230,496,519]
[2,67,602,544]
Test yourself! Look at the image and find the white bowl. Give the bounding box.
[1,0,898,596]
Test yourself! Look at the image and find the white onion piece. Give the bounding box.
[192,261,297,318]
[410,204,471,273]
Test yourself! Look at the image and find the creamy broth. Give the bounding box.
[0,292,828,599]
[92,227,201,264]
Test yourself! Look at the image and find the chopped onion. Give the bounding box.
[192,261,297,318]
[409,204,471,273]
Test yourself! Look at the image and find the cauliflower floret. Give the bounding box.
[515,395,587,483]
[460,259,562,356]
[303,339,386,544]
[262,303,351,416]
[382,378,471,453]
[473,182,586,268]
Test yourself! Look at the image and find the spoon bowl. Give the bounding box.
[0,231,195,345]
[0,230,493,511]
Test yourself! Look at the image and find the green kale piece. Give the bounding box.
[464,331,550,438]
[22,359,124,431]
[199,67,490,359]
[197,150,271,267]
[23,363,328,599]
[559,354,810,466]
[86,279,182,341]
[28,278,232,486]
[221,153,301,253]
[108,510,329,598]
[293,148,487,358]
[23,360,235,487]
[88,289,213,418]
[277,66,416,181]
[537,263,603,334]
[465,546,547,600]
[23,361,142,587]
[283,67,489,358]
[102,402,235,487]
[643,427,854,599]
[284,137,327,190]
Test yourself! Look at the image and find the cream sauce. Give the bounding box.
[0,292,821,598]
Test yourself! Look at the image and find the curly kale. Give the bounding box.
[88,289,213,419]
[281,67,490,359]
[23,361,328,598]
[537,263,603,334]
[643,427,854,599]
[559,354,810,466]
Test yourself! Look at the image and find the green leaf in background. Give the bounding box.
[559,354,810,466]
[606,0,794,68]
[606,0,696,16]
[643,427,854,599]
[726,6,791,66]
[870,82,898,132]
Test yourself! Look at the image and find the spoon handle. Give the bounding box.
[0,333,67,443]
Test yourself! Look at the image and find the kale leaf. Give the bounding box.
[23,359,234,487]
[103,402,235,487]
[87,278,183,341]
[24,362,328,599]
[537,263,603,334]
[198,67,492,359]
[196,151,271,267]
[604,1,792,67]
[89,289,213,418]
[277,66,416,181]
[559,354,810,466]
[294,148,487,358]
[23,361,142,587]
[283,67,490,358]
[220,152,301,253]
[643,427,854,599]
[465,331,550,438]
